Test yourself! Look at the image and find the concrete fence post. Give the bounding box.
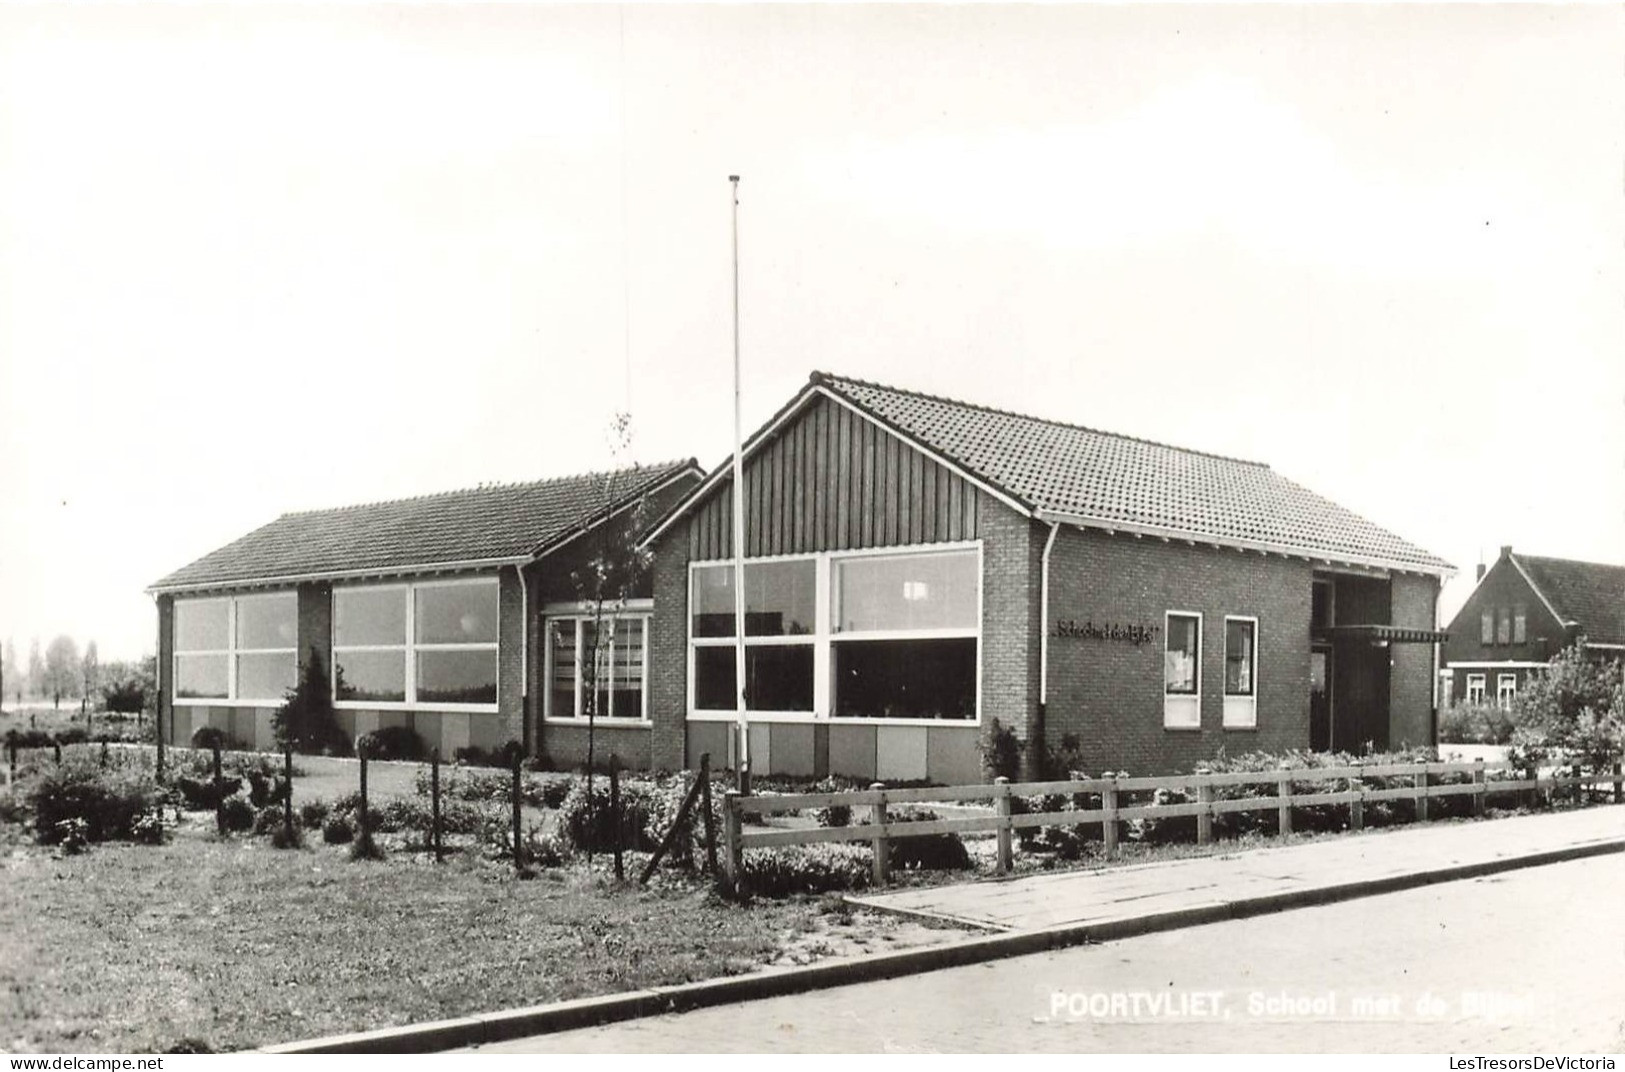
[282,744,294,841]
[430,748,443,863]
[1277,772,1293,836]
[1473,758,1487,816]
[994,776,1013,874]
[1196,780,1214,845]
[699,753,718,877]
[1416,766,1430,823]
[1102,775,1120,857]
[1613,762,1622,806]
[869,782,891,886]
[212,743,225,836]
[721,790,742,890]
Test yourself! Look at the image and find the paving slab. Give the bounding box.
[849,806,1624,931]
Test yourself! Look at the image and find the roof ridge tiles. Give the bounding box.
[811,369,1272,470]
[277,459,694,519]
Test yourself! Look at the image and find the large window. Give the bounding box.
[1465,673,1486,705]
[1480,611,1494,645]
[688,546,980,722]
[1222,616,1257,729]
[1513,606,1527,644]
[174,592,297,702]
[1164,611,1201,728]
[546,615,648,720]
[1496,607,1511,645]
[333,579,498,708]
[1497,673,1517,709]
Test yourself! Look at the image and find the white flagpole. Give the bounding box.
[729,174,750,794]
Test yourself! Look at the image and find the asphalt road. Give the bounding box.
[475,853,1625,1053]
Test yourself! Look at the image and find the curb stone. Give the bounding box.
[259,835,1624,1054]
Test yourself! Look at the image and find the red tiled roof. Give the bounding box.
[1513,553,1625,645]
[813,372,1451,573]
[150,461,698,591]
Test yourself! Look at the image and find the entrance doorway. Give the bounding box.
[1309,646,1332,751]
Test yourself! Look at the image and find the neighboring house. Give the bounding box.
[1440,546,1625,709]
[639,372,1454,782]
[148,461,702,766]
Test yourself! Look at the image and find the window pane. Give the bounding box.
[548,620,577,718]
[237,652,296,700]
[1496,608,1511,645]
[236,593,297,650]
[1480,612,1494,644]
[833,638,976,720]
[581,620,612,718]
[175,600,229,652]
[335,650,406,703]
[1165,615,1199,695]
[611,618,645,719]
[1513,608,1527,644]
[334,587,406,647]
[175,654,228,699]
[416,650,497,705]
[692,645,814,712]
[1224,620,1254,696]
[415,582,498,644]
[835,551,977,632]
[692,566,735,638]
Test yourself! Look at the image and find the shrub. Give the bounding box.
[54,728,89,747]
[4,728,54,750]
[29,757,162,844]
[1439,701,1519,745]
[348,832,385,861]
[130,810,166,845]
[539,778,572,810]
[556,778,657,854]
[253,805,287,835]
[188,726,239,752]
[55,818,90,855]
[1508,644,1624,769]
[886,810,972,872]
[275,647,350,756]
[735,844,872,898]
[270,823,303,850]
[322,815,354,844]
[356,725,425,762]
[172,776,243,812]
[299,800,330,829]
[220,797,255,833]
[245,769,289,809]
[979,717,1021,781]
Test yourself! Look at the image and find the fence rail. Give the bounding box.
[721,757,1625,887]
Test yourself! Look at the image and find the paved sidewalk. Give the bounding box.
[850,806,1624,931]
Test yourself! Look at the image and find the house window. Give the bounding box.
[174,593,297,702]
[1513,606,1527,644]
[690,559,818,714]
[1497,674,1517,709]
[1465,673,1486,705]
[1480,611,1494,645]
[687,546,981,722]
[1496,607,1511,645]
[333,578,498,708]
[1164,611,1201,728]
[545,615,648,720]
[1223,616,1257,729]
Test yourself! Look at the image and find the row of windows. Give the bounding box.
[174,579,500,708]
[1163,612,1260,729]
[1463,672,1518,709]
[688,547,980,721]
[1478,606,1528,646]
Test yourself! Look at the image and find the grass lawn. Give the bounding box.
[0,815,954,1054]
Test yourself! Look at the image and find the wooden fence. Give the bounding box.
[721,757,1625,887]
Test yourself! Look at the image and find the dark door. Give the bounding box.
[1309,646,1332,751]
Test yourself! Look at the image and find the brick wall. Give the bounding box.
[1044,527,1314,775]
[156,594,173,745]
[648,533,690,770]
[977,494,1043,777]
[1388,572,1440,748]
[497,567,524,748]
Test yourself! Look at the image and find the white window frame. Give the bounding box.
[332,576,500,713]
[1222,614,1258,729]
[1163,609,1202,730]
[543,612,651,724]
[1465,673,1487,705]
[1496,673,1517,709]
[1512,606,1528,644]
[173,592,297,706]
[686,540,983,727]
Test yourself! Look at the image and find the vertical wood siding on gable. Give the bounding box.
[687,396,980,560]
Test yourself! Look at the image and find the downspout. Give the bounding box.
[515,564,531,756]
[1036,521,1060,779]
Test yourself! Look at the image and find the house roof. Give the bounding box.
[1510,552,1625,646]
[646,371,1453,575]
[150,460,700,593]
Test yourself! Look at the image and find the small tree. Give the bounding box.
[274,647,350,755]
[101,658,156,716]
[81,640,99,720]
[26,638,44,702]
[1508,643,1624,769]
[44,635,80,709]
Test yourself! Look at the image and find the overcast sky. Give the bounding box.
[1,3,1620,662]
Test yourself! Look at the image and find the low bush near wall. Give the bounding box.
[886,810,972,872]
[356,726,426,763]
[1440,702,1520,745]
[736,844,872,898]
[27,756,163,845]
[556,778,658,855]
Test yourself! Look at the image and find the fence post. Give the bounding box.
[213,743,225,836]
[610,755,624,882]
[154,687,165,785]
[1277,772,1292,836]
[1102,775,1119,857]
[1613,762,1622,806]
[994,776,1013,874]
[7,742,14,784]
[699,753,718,877]
[431,748,443,863]
[1196,780,1213,846]
[722,790,742,890]
[1349,778,1364,831]
[358,749,371,851]
[1416,766,1430,823]
[53,742,61,766]
[869,782,891,886]
[100,739,109,768]
[511,749,524,874]
[1473,758,1486,816]
[282,743,294,842]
